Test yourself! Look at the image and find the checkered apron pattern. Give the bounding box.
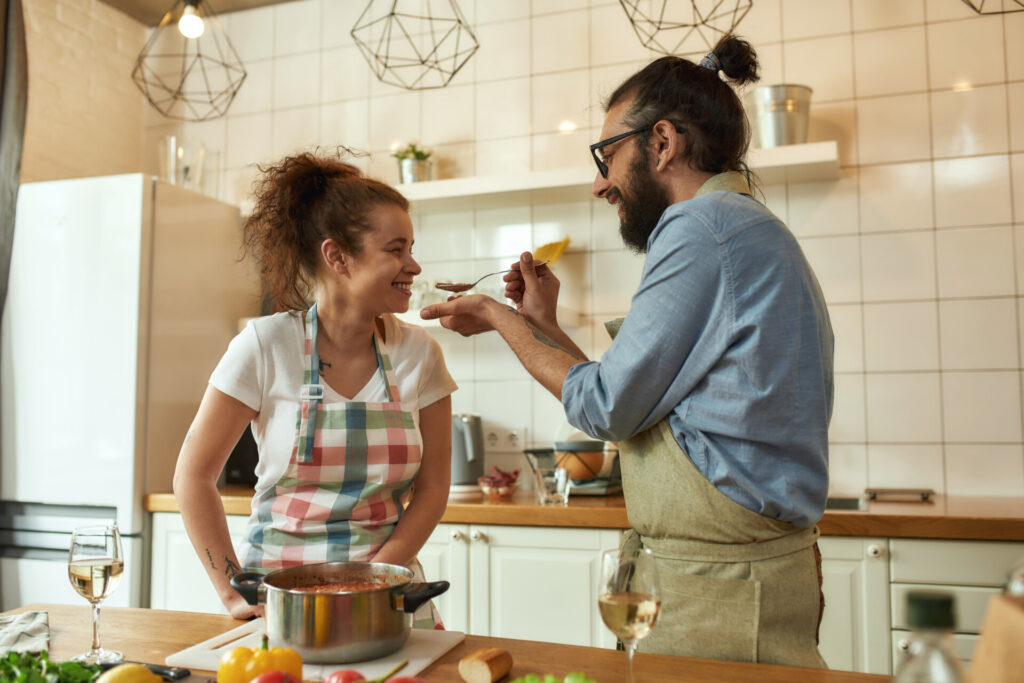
[243,304,442,628]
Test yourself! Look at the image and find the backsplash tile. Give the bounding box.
[130,0,1024,499]
[939,298,1019,371]
[932,155,1013,228]
[866,444,945,492]
[853,26,927,99]
[783,35,854,103]
[865,373,943,443]
[860,231,936,302]
[942,371,1022,443]
[945,445,1024,497]
[926,16,1005,90]
[930,85,1009,158]
[935,225,1015,298]
[863,301,939,372]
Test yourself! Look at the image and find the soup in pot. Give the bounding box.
[290,580,390,594]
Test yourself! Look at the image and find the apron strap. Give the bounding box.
[298,304,324,463]
[297,307,403,463]
[633,525,820,563]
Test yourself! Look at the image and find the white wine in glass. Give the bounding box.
[68,525,124,664]
[598,547,661,683]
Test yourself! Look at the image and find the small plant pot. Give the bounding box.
[399,158,433,184]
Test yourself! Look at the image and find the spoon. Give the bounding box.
[435,260,551,293]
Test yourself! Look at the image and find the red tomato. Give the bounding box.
[249,672,301,683]
[324,671,366,683]
[386,678,426,683]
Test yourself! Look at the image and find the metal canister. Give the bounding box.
[745,84,813,148]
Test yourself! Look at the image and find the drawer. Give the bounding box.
[890,539,1024,586]
[891,629,977,671]
[890,583,999,633]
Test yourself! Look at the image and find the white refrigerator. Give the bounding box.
[0,174,259,610]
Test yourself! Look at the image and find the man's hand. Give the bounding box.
[420,293,500,336]
[503,251,560,329]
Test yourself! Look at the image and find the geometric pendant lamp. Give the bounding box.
[961,0,1024,13]
[350,0,479,90]
[131,0,247,121]
[618,0,753,56]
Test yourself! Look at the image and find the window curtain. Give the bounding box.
[0,0,26,490]
[0,0,27,319]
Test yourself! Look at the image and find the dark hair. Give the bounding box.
[605,35,760,186]
[243,150,410,311]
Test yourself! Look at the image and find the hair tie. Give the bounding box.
[699,51,721,72]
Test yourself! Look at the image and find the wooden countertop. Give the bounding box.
[6,604,887,682]
[145,487,1024,542]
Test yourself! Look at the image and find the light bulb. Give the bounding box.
[178,4,205,39]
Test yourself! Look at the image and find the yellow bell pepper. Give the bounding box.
[217,633,303,683]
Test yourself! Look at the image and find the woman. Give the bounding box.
[174,151,456,625]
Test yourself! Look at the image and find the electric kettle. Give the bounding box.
[451,413,484,485]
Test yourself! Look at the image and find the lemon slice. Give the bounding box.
[533,237,570,264]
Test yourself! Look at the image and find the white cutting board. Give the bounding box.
[166,618,464,680]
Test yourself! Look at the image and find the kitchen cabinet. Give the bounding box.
[888,538,1024,671]
[149,512,248,613]
[419,523,621,649]
[817,536,892,675]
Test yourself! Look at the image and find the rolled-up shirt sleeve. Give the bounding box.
[562,210,726,442]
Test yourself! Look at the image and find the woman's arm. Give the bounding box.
[173,385,260,619]
[372,395,452,567]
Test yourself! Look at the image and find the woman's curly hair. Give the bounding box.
[243,150,409,311]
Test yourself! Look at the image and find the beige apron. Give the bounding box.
[618,421,825,667]
[605,174,826,666]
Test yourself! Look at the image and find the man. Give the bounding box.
[420,42,833,667]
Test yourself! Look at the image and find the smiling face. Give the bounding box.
[342,203,421,315]
[592,99,672,254]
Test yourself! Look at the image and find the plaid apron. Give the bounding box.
[242,304,441,628]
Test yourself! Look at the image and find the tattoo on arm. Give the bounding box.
[224,557,241,578]
[205,548,216,569]
[505,306,582,360]
[319,359,332,372]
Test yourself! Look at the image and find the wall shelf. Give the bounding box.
[399,141,839,207]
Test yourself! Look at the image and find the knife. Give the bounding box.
[97,661,191,680]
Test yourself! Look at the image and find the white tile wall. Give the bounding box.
[127,0,1024,498]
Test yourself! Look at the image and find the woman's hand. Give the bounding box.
[503,252,560,329]
[420,294,501,336]
[226,592,264,620]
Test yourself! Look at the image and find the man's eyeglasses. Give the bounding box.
[589,126,650,179]
[589,123,685,179]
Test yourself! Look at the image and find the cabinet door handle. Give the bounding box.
[470,530,488,543]
[450,530,466,542]
[897,638,910,652]
[866,544,883,558]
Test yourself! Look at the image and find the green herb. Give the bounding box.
[510,674,596,683]
[390,142,431,161]
[0,651,102,683]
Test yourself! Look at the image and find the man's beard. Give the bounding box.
[618,146,672,254]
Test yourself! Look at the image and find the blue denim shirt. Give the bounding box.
[562,177,834,528]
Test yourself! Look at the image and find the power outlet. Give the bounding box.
[485,425,528,453]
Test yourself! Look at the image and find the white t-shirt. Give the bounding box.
[209,311,457,497]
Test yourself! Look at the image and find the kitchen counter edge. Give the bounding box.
[145,488,1024,542]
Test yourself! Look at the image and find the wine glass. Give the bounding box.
[598,547,661,683]
[68,525,125,664]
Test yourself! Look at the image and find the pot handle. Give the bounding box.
[230,572,267,606]
[394,580,450,614]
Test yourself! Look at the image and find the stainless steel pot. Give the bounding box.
[231,561,449,663]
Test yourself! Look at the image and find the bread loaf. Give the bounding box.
[458,647,513,683]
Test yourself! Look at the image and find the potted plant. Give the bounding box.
[391,142,433,184]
